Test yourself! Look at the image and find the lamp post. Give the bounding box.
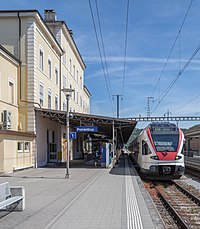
[61,88,74,178]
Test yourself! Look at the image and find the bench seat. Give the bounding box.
[0,182,25,211]
[0,196,23,210]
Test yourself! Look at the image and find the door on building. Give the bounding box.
[47,130,57,162]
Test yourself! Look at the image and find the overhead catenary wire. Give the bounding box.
[173,94,200,112]
[94,0,113,99]
[88,0,115,115]
[121,0,130,117]
[151,42,200,114]
[151,0,194,99]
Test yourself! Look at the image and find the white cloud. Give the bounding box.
[85,56,200,65]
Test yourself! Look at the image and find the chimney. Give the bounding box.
[44,10,57,22]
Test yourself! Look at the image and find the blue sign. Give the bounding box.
[70,132,77,139]
[76,126,98,132]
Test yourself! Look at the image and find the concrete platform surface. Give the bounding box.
[0,155,164,229]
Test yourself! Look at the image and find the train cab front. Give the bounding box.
[143,122,185,180]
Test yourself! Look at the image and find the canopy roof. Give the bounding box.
[35,108,137,144]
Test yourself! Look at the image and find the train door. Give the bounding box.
[137,141,143,166]
[141,140,151,163]
[47,130,57,162]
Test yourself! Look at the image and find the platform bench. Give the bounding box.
[0,182,25,211]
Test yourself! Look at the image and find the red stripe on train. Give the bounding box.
[147,128,156,152]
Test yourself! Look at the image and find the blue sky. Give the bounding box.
[1,0,200,129]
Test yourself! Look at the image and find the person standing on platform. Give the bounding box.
[95,150,99,167]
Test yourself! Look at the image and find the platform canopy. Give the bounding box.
[35,108,137,144]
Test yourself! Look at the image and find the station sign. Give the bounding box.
[70,132,77,139]
[76,126,98,132]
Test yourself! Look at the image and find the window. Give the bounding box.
[39,83,44,106]
[80,96,82,107]
[73,65,75,77]
[142,141,151,155]
[77,70,78,82]
[152,134,179,152]
[55,95,58,110]
[73,88,75,100]
[63,101,66,111]
[18,142,23,152]
[80,76,82,88]
[63,52,66,65]
[48,89,51,109]
[63,75,67,89]
[55,68,58,85]
[70,59,72,72]
[24,142,30,152]
[8,81,14,104]
[39,50,44,70]
[48,59,51,79]
[18,142,30,153]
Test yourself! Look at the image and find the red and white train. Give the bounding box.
[128,122,185,180]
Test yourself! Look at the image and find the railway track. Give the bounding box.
[144,180,200,228]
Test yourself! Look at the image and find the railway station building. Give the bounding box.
[0,9,90,172]
[0,9,136,172]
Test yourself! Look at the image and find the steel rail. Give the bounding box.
[157,190,189,229]
[172,181,200,206]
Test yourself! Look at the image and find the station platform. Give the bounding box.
[0,155,165,229]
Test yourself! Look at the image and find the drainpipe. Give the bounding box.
[17,12,22,100]
[59,54,62,110]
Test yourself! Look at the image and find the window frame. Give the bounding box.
[8,79,14,104]
[63,75,67,89]
[39,49,44,71]
[55,95,58,110]
[24,142,30,153]
[39,82,44,107]
[48,59,52,79]
[69,59,72,72]
[17,142,23,153]
[48,88,52,109]
[55,67,58,85]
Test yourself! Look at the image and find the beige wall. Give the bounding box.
[47,22,90,114]
[0,10,91,169]
[0,49,18,131]
[0,139,4,172]
[35,26,60,110]
[0,42,34,173]
[61,32,85,113]
[2,139,16,172]
[0,137,33,173]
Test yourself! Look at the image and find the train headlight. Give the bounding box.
[150,156,159,160]
[175,156,182,160]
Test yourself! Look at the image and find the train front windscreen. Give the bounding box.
[152,134,179,152]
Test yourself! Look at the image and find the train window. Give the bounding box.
[142,141,151,155]
[152,134,178,152]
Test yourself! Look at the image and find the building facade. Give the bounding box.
[185,124,200,156]
[0,45,35,173]
[0,9,90,170]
